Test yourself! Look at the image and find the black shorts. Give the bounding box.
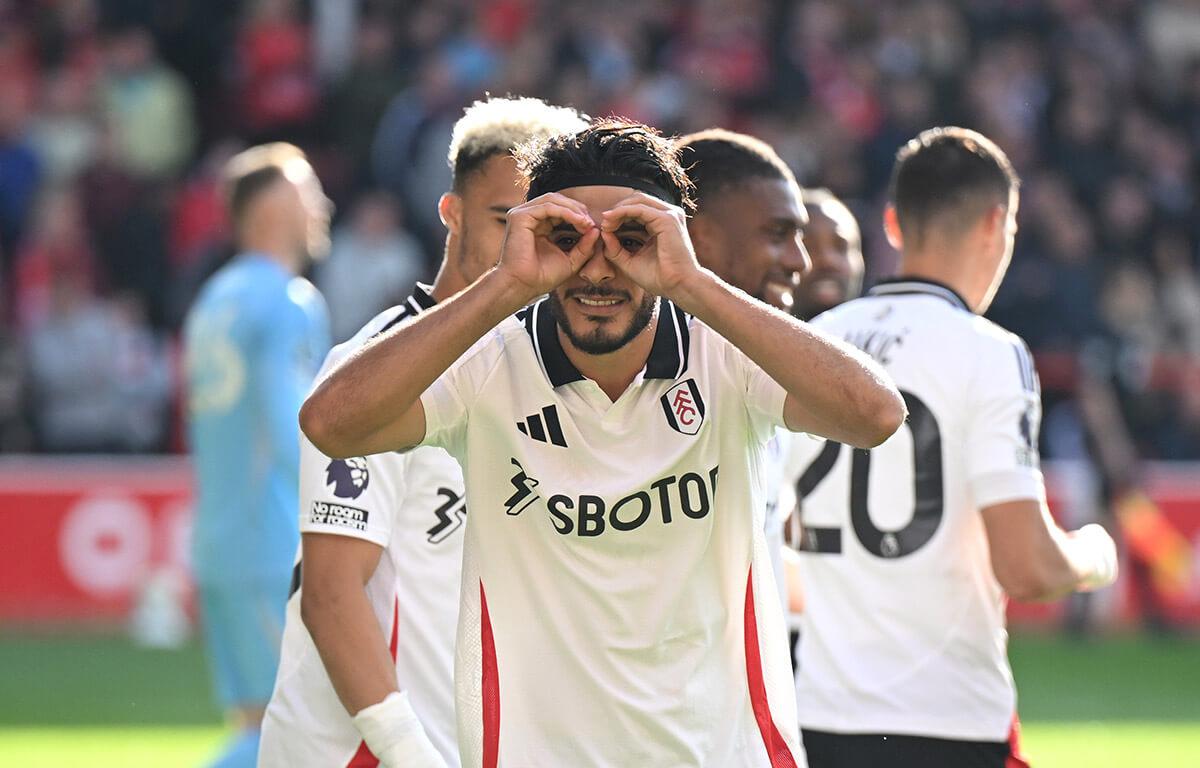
[802,728,1026,768]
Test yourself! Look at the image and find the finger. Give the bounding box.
[524,192,594,219]
[511,203,596,234]
[599,203,682,236]
[599,230,627,263]
[566,227,603,271]
[608,192,676,212]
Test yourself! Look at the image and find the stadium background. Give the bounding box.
[0,0,1197,765]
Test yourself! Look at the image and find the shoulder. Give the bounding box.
[971,315,1035,366]
[967,316,1039,394]
[317,303,414,377]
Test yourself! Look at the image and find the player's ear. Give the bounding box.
[438,192,463,236]
[686,213,716,263]
[883,204,903,251]
[980,203,1006,241]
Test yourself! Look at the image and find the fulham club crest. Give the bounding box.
[661,379,705,435]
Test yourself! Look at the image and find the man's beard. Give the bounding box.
[549,287,657,355]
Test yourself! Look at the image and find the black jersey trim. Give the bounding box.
[375,283,438,335]
[522,295,692,387]
[867,278,971,313]
[1011,338,1039,393]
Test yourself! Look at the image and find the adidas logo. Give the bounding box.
[517,405,568,447]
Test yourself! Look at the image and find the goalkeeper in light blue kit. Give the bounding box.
[184,143,332,768]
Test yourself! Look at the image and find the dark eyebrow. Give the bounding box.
[488,205,513,215]
[766,217,803,230]
[551,221,581,234]
[615,221,648,234]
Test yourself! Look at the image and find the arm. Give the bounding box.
[969,337,1116,602]
[300,534,396,712]
[982,500,1117,602]
[301,195,601,458]
[678,276,904,447]
[599,194,905,448]
[301,534,448,767]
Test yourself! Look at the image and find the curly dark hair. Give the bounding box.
[515,118,695,211]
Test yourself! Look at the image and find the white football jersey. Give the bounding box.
[764,429,794,615]
[420,297,805,768]
[261,286,465,768]
[788,279,1043,742]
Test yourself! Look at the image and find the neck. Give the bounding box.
[897,244,983,312]
[429,239,469,303]
[559,316,659,402]
[241,236,299,275]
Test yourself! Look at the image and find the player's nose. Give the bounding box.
[578,239,616,284]
[781,236,812,279]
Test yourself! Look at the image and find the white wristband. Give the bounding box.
[1075,523,1119,592]
[352,691,448,768]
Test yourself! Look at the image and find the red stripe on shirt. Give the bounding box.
[744,567,798,768]
[481,580,501,768]
[345,597,401,768]
[1007,713,1032,768]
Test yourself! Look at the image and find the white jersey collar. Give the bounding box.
[867,278,971,313]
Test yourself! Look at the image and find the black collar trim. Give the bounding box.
[867,278,971,312]
[406,282,437,313]
[377,283,438,335]
[521,296,691,388]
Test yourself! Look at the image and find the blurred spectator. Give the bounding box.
[99,25,195,180]
[0,76,41,266]
[26,271,170,452]
[77,122,170,326]
[0,0,1197,457]
[316,191,426,343]
[12,185,97,331]
[371,54,467,247]
[235,0,317,140]
[28,70,99,182]
[323,14,407,183]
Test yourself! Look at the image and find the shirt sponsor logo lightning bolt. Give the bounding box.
[504,458,541,516]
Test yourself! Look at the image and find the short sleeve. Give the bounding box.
[419,328,507,460]
[966,335,1045,508]
[713,327,787,445]
[299,430,405,548]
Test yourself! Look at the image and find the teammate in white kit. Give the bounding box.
[677,129,812,617]
[302,119,906,768]
[259,97,587,768]
[788,127,1119,768]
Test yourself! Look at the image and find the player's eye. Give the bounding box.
[554,234,581,251]
[619,236,646,252]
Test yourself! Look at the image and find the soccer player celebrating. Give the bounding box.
[783,188,866,618]
[184,143,332,768]
[676,129,811,314]
[302,120,906,767]
[788,127,1118,768]
[677,129,811,615]
[259,98,587,768]
[793,188,864,322]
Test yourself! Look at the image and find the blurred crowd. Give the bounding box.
[0,0,1198,458]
